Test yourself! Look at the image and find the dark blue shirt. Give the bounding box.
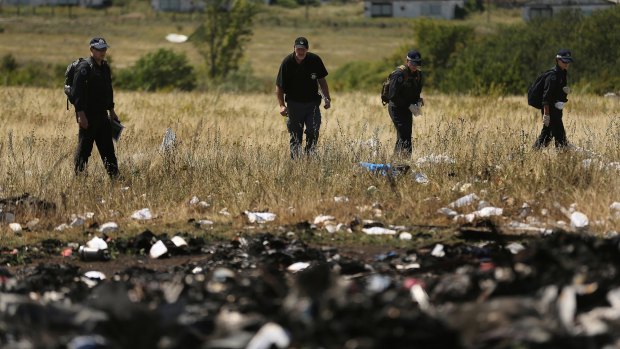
[276,52,328,103]
[73,57,115,113]
[542,65,568,107]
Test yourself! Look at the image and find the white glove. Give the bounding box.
[563,86,571,94]
[554,101,565,110]
[543,114,550,127]
[409,103,422,117]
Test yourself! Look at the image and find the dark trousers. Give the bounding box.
[74,110,119,177]
[533,108,568,149]
[388,104,413,156]
[286,100,321,159]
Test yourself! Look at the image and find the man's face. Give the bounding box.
[90,47,107,60]
[558,59,570,71]
[407,60,420,72]
[294,46,307,60]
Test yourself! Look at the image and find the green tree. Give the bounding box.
[191,0,258,79]
[115,49,196,91]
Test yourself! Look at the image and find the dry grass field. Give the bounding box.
[1,86,618,246]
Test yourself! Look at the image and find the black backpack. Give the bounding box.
[381,65,407,106]
[527,69,554,109]
[64,57,93,110]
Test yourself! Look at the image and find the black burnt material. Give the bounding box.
[1,230,620,348]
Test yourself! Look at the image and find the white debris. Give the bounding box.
[98,222,118,233]
[165,33,188,43]
[362,227,397,235]
[70,216,85,227]
[197,219,214,226]
[449,193,480,208]
[610,202,620,212]
[570,211,589,230]
[171,236,188,247]
[410,284,431,311]
[246,322,291,349]
[413,172,429,184]
[506,242,526,254]
[160,127,177,153]
[558,286,577,331]
[334,196,349,203]
[189,196,200,205]
[431,244,445,257]
[325,224,339,233]
[399,232,413,240]
[313,215,335,225]
[84,271,106,280]
[131,208,153,220]
[8,223,22,233]
[287,262,310,273]
[367,185,378,194]
[150,240,168,259]
[219,208,231,216]
[437,207,458,218]
[55,223,70,231]
[86,236,108,250]
[244,211,276,224]
[476,206,504,217]
[85,212,95,219]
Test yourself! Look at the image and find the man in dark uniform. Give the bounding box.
[386,49,424,158]
[276,37,331,159]
[533,49,572,149]
[73,37,120,177]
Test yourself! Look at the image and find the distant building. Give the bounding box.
[523,0,616,20]
[364,0,466,19]
[5,0,110,7]
[151,0,206,12]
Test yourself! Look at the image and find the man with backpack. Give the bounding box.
[72,37,120,178]
[532,49,573,149]
[276,36,331,159]
[384,50,424,158]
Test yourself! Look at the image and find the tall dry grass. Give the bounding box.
[0,87,619,244]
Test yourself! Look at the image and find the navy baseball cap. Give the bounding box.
[556,49,573,63]
[294,37,309,49]
[407,49,422,65]
[90,37,110,50]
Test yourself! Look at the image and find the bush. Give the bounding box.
[115,49,196,91]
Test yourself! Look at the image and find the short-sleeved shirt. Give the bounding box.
[276,52,328,103]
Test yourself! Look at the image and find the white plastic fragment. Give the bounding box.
[160,127,177,153]
[245,211,276,223]
[55,223,70,231]
[413,172,429,184]
[171,236,188,247]
[437,207,458,218]
[431,244,445,257]
[8,223,22,233]
[362,227,397,235]
[85,212,95,219]
[449,193,480,208]
[334,196,349,203]
[558,286,577,330]
[570,211,589,230]
[98,222,118,233]
[189,196,200,205]
[506,242,526,254]
[410,284,431,311]
[70,216,85,227]
[86,236,108,250]
[131,208,153,220]
[313,215,335,225]
[219,208,231,216]
[84,271,106,280]
[287,262,310,273]
[476,206,504,217]
[399,232,413,240]
[165,33,188,43]
[245,322,291,349]
[150,240,168,259]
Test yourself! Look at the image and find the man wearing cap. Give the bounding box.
[276,36,331,159]
[73,37,120,178]
[533,49,573,149]
[386,50,424,157]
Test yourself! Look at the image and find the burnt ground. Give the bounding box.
[2,223,620,349]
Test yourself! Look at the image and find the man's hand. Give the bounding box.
[323,98,331,110]
[543,114,550,127]
[279,105,288,116]
[563,86,571,94]
[77,111,88,129]
[109,110,119,121]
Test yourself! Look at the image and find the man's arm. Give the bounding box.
[74,62,89,129]
[276,85,287,116]
[318,78,331,109]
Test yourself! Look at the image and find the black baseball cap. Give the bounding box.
[294,37,309,49]
[90,37,110,50]
[407,49,422,65]
[556,49,573,63]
